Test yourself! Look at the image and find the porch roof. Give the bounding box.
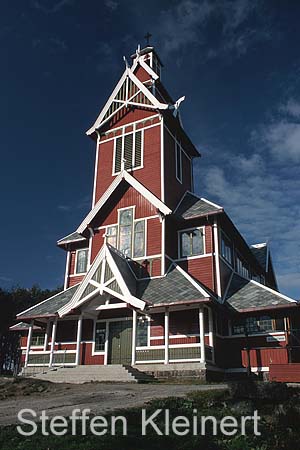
[174,192,223,220]
[17,285,79,320]
[225,273,297,313]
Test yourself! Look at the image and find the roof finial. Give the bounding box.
[144,32,152,46]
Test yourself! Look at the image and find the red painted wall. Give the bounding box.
[94,114,161,203]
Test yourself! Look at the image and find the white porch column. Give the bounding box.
[24,320,34,368]
[43,320,50,352]
[164,307,169,365]
[199,307,205,363]
[131,309,137,366]
[208,308,215,364]
[49,318,58,368]
[75,315,83,366]
[104,321,109,365]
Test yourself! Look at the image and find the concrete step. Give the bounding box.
[24,365,155,384]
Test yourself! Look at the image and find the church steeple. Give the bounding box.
[130,45,163,78]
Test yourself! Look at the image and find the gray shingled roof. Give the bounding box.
[107,245,137,295]
[17,285,79,319]
[57,231,87,245]
[250,245,268,271]
[137,265,207,304]
[225,273,295,312]
[175,192,223,220]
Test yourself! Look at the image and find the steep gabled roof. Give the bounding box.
[174,191,223,220]
[77,170,171,234]
[58,244,146,317]
[225,273,297,313]
[250,243,268,270]
[57,231,87,246]
[86,66,168,135]
[17,285,80,320]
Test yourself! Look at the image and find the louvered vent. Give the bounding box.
[124,133,133,170]
[134,131,142,167]
[114,137,122,173]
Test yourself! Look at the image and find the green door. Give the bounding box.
[108,320,132,365]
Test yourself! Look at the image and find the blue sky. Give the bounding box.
[0,0,299,298]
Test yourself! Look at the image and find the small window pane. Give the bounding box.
[133,220,145,258]
[221,233,233,265]
[119,226,132,257]
[180,231,191,257]
[76,249,88,274]
[175,142,182,182]
[137,318,148,347]
[119,209,133,225]
[192,229,204,255]
[107,226,117,248]
[95,322,106,352]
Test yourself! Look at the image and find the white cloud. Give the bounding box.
[279,98,300,119]
[155,0,269,59]
[261,121,300,162]
[195,148,300,297]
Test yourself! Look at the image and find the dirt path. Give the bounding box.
[0,379,228,426]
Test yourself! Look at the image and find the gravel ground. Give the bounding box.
[0,378,228,426]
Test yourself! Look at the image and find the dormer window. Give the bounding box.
[236,253,249,279]
[179,227,205,258]
[113,130,143,174]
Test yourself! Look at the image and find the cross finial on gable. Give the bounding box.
[144,32,152,46]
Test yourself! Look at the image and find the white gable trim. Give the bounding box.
[86,69,128,135]
[250,280,297,303]
[58,244,146,317]
[86,67,167,136]
[77,170,171,234]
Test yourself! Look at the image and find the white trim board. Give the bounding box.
[77,170,171,234]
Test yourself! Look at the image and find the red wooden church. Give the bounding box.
[12,45,300,380]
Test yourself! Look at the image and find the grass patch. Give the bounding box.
[1,381,300,449]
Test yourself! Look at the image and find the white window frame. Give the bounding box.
[74,248,89,275]
[220,231,233,266]
[236,251,250,279]
[112,126,144,176]
[177,226,206,259]
[107,206,147,260]
[92,320,107,355]
[136,315,151,349]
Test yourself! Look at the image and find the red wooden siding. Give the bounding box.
[94,113,161,202]
[146,217,161,255]
[215,334,287,369]
[178,256,214,291]
[69,275,84,287]
[80,342,104,365]
[93,186,157,227]
[134,65,151,82]
[269,364,300,382]
[241,347,288,368]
